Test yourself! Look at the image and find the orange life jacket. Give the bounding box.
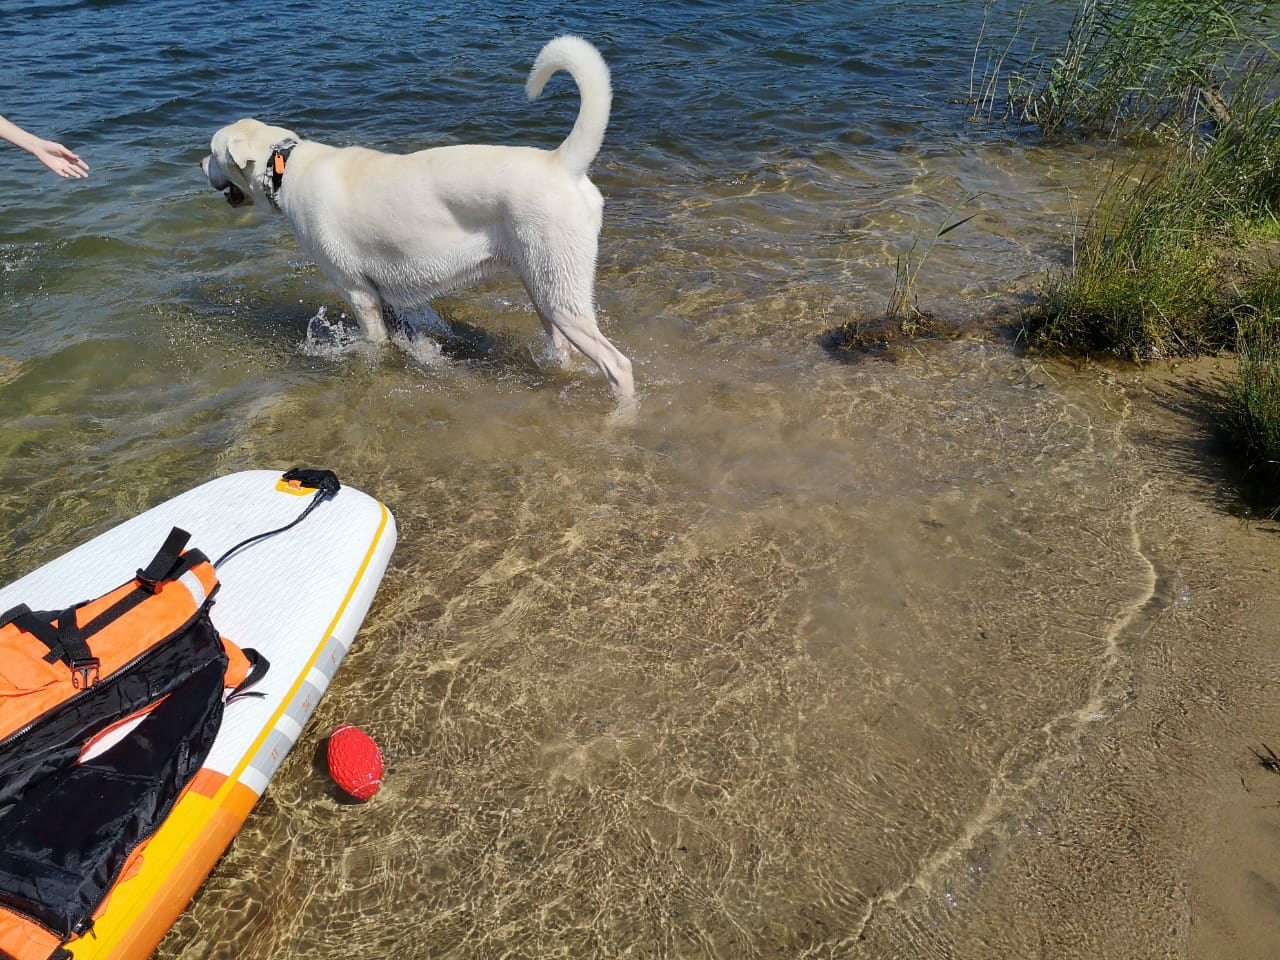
[0,527,267,960]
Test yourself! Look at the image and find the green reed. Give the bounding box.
[1001,0,1275,137]
[888,195,983,326]
[1223,266,1280,491]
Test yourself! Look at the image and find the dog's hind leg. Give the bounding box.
[578,320,634,399]
[522,280,574,364]
[518,244,634,398]
[545,302,635,399]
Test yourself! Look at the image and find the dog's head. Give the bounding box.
[201,118,300,210]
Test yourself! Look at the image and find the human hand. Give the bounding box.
[34,139,89,179]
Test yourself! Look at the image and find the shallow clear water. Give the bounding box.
[3,3,1275,959]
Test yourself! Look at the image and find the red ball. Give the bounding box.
[327,724,384,800]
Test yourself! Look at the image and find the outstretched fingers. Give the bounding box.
[38,140,89,179]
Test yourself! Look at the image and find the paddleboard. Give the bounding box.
[0,469,396,960]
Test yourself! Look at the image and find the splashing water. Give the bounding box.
[299,307,364,359]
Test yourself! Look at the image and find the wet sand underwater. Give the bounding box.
[135,340,1280,960]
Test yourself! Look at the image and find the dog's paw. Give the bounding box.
[605,395,640,429]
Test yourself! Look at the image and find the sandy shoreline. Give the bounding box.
[1139,361,1280,959]
[860,356,1280,958]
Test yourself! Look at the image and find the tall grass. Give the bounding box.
[1002,0,1276,137]
[1024,90,1280,358]
[1223,266,1280,490]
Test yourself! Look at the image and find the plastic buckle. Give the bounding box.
[135,569,161,594]
[71,657,101,689]
[282,467,341,499]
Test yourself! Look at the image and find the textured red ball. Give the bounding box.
[327,724,384,800]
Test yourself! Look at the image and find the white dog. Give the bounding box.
[201,35,634,399]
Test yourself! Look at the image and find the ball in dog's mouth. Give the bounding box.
[224,184,247,206]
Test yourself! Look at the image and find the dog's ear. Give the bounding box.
[226,135,255,172]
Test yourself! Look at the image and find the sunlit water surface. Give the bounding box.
[3,2,1277,958]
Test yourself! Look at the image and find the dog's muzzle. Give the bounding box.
[202,156,250,207]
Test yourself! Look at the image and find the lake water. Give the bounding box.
[4,2,1280,958]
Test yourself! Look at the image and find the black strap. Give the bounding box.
[1,528,207,687]
[282,468,340,493]
[0,604,99,687]
[1,604,62,659]
[213,468,341,569]
[225,648,271,704]
[136,527,191,594]
[54,614,99,689]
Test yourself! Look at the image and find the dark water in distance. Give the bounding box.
[2,0,1071,250]
[8,4,1248,960]
[6,1,1047,157]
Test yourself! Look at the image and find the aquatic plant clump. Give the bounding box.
[1019,113,1277,361]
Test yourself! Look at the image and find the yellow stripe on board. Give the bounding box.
[211,500,391,805]
[64,787,250,960]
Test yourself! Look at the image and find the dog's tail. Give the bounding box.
[526,35,611,177]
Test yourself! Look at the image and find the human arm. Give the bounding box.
[0,114,89,179]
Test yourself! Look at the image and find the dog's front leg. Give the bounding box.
[343,287,389,343]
